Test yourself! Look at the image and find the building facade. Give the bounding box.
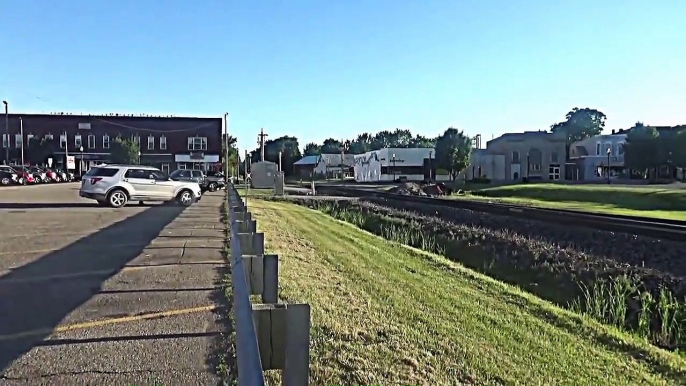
[464,130,567,181]
[1,113,222,174]
[353,147,448,182]
[568,132,627,180]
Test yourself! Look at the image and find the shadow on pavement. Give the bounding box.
[35,332,221,347]
[0,204,187,372]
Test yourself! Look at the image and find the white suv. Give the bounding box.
[79,164,202,208]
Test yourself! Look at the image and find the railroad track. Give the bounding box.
[313,185,686,242]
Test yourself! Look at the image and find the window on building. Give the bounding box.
[133,135,140,145]
[60,134,67,149]
[88,134,96,149]
[103,134,110,149]
[548,165,561,180]
[15,134,22,148]
[187,136,207,151]
[596,143,601,156]
[512,151,520,163]
[148,135,155,150]
[551,151,559,163]
[160,135,167,150]
[1,134,7,148]
[45,133,54,140]
[26,134,35,145]
[75,134,82,149]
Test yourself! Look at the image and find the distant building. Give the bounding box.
[1,113,222,174]
[568,130,628,181]
[464,130,566,181]
[353,148,447,182]
[293,154,354,179]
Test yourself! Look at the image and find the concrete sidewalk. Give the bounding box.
[1,193,228,385]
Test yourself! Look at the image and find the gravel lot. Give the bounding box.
[0,183,227,385]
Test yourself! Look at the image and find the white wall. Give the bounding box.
[354,148,437,182]
[465,153,506,180]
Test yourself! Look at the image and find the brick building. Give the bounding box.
[1,113,222,174]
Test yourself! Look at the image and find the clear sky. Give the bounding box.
[2,0,685,155]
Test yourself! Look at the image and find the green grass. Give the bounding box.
[247,198,686,385]
[460,183,686,221]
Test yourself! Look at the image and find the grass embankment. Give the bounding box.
[460,183,686,221]
[247,198,686,385]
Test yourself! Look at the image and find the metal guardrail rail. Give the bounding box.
[315,186,686,242]
[227,184,311,386]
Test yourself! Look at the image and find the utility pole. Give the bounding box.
[224,112,229,177]
[20,118,25,184]
[257,128,268,162]
[3,101,8,165]
[244,150,249,184]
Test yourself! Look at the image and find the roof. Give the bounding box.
[293,155,319,165]
[488,130,566,145]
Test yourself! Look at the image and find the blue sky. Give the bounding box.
[2,0,685,155]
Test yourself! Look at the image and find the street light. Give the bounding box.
[2,101,8,165]
[79,146,84,177]
[20,118,25,185]
[606,147,611,184]
[137,150,141,165]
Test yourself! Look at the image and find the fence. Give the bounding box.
[227,184,311,385]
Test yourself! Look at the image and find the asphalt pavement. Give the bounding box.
[0,183,228,385]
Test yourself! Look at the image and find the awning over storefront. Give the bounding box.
[174,154,220,163]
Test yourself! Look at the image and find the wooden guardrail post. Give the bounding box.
[228,184,310,385]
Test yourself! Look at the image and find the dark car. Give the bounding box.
[169,169,208,192]
[0,170,19,185]
[205,171,226,192]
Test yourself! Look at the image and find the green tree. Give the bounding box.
[249,136,302,176]
[623,123,659,178]
[26,136,55,165]
[434,127,472,180]
[349,133,373,154]
[674,129,686,181]
[110,136,140,164]
[221,134,239,176]
[303,142,321,156]
[320,138,343,154]
[551,108,607,157]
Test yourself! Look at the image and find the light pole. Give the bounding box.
[137,150,141,165]
[2,101,8,165]
[20,117,25,184]
[79,146,84,177]
[392,153,396,181]
[224,112,229,177]
[606,147,611,184]
[429,151,433,182]
[278,150,282,172]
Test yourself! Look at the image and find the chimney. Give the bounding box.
[611,129,615,134]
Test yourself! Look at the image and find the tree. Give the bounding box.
[320,138,343,154]
[674,130,686,181]
[349,133,373,154]
[249,136,302,176]
[434,127,472,180]
[26,136,55,165]
[221,134,239,176]
[623,123,659,178]
[110,136,140,164]
[551,108,607,157]
[303,142,321,156]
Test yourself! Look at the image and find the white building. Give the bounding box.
[353,148,449,182]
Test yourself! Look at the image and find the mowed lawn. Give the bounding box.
[464,183,686,221]
[246,198,686,385]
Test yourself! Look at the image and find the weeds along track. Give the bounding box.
[277,196,686,350]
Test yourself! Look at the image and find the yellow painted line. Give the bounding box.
[0,305,217,341]
[0,261,226,284]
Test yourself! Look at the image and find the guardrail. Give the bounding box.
[227,184,311,386]
[315,186,686,242]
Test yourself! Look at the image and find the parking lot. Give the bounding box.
[0,183,227,384]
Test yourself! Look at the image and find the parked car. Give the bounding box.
[205,171,226,192]
[10,166,35,184]
[79,164,202,208]
[169,169,210,192]
[0,170,19,185]
[43,168,59,182]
